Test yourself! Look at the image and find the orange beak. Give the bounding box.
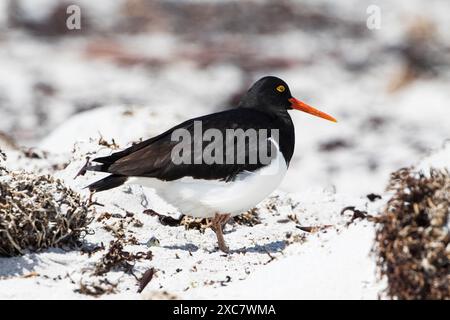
[289,97,337,123]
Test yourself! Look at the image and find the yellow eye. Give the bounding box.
[276,85,285,93]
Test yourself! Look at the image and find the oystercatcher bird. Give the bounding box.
[85,76,336,252]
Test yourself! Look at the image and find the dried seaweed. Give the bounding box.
[143,209,209,231]
[180,216,210,232]
[97,136,119,149]
[75,278,118,297]
[233,208,261,226]
[341,206,376,226]
[101,213,144,241]
[284,232,307,245]
[287,213,299,224]
[137,267,155,293]
[93,239,152,276]
[77,217,152,295]
[145,206,262,233]
[80,243,105,257]
[21,148,48,159]
[367,193,382,202]
[264,194,299,212]
[296,225,332,233]
[0,155,93,256]
[143,209,184,226]
[375,168,450,299]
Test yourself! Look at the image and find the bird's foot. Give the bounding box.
[211,213,231,253]
[218,242,230,254]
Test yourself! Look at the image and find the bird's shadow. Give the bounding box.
[0,254,40,278]
[161,239,285,255]
[231,240,286,254]
[162,243,199,252]
[0,248,67,278]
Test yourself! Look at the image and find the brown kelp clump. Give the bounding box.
[0,151,92,256]
[375,168,450,299]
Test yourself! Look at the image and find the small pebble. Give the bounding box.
[146,236,160,247]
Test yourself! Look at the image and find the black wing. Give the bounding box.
[91,108,281,182]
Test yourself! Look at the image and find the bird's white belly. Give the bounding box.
[127,152,288,218]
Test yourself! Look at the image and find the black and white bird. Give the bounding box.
[85,76,336,252]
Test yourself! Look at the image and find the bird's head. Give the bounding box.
[239,76,337,123]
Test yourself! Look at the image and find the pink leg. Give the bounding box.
[211,213,231,253]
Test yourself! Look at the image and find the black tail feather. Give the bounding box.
[87,174,128,192]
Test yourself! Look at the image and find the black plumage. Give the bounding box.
[92,108,293,178]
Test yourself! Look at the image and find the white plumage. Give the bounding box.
[127,142,287,218]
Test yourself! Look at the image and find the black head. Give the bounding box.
[239,76,337,122]
[239,76,293,111]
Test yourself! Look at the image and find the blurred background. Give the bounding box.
[0,0,449,196]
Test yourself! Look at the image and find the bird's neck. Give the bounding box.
[258,108,295,166]
[238,105,296,165]
[276,110,295,165]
